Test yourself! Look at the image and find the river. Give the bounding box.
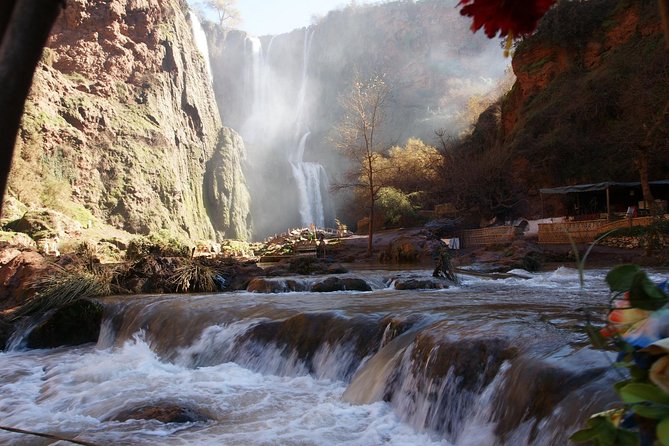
[0,267,640,445]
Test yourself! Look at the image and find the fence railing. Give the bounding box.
[457,226,516,248]
[537,216,655,244]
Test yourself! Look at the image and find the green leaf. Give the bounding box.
[615,379,632,393]
[630,366,649,382]
[620,383,669,405]
[629,271,669,311]
[616,428,640,446]
[571,414,623,444]
[607,264,641,292]
[658,417,669,446]
[632,404,669,419]
[570,428,597,442]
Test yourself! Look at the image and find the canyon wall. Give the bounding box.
[8,0,252,240]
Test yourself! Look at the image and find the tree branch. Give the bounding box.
[0,0,64,212]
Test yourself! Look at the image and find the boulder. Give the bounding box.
[218,262,264,291]
[112,403,210,423]
[246,278,307,293]
[394,278,449,290]
[458,240,545,273]
[265,257,349,276]
[379,234,443,265]
[0,195,28,225]
[0,247,21,266]
[311,277,372,292]
[0,231,36,249]
[0,251,56,310]
[6,209,81,240]
[0,315,13,351]
[26,299,103,349]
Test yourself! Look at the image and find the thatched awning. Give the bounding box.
[539,180,669,195]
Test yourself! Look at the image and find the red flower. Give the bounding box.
[458,0,557,38]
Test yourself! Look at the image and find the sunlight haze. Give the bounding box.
[229,0,375,36]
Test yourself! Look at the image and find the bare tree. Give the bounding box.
[334,73,390,256]
[202,0,240,28]
[0,0,64,214]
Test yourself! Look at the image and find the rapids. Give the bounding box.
[0,268,629,445]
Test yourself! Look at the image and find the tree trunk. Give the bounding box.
[638,145,655,213]
[0,0,63,213]
[0,1,18,46]
[367,197,374,257]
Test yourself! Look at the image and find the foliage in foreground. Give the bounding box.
[12,269,111,321]
[572,265,669,445]
[169,260,220,293]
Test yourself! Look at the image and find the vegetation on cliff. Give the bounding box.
[443,0,669,221]
[3,0,252,242]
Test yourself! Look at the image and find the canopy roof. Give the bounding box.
[540,180,669,195]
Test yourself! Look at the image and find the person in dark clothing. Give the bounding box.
[433,244,458,283]
[316,233,326,259]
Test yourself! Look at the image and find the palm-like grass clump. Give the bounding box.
[170,261,218,293]
[11,270,110,321]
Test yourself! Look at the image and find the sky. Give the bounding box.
[197,0,374,36]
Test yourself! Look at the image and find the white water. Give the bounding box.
[290,28,332,228]
[0,336,447,446]
[291,133,328,227]
[0,269,622,445]
[190,12,213,80]
[240,28,334,230]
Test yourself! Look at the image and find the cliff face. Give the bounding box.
[498,0,669,187]
[9,0,252,240]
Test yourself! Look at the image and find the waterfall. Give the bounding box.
[189,12,213,80]
[289,28,334,228]
[295,28,315,140]
[235,27,334,233]
[290,133,329,227]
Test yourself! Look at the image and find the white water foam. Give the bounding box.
[0,334,452,446]
[190,12,213,80]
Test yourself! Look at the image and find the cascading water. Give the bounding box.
[0,268,624,445]
[291,133,330,228]
[189,12,213,80]
[230,28,335,236]
[289,29,335,229]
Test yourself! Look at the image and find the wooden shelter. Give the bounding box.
[539,180,669,219]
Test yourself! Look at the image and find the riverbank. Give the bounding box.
[1,222,666,351]
[326,227,669,271]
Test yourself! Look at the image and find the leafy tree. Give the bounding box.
[201,0,240,28]
[375,138,442,209]
[333,73,391,256]
[376,187,415,227]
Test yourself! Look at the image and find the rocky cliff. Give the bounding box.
[450,0,669,219]
[501,0,668,187]
[7,0,251,241]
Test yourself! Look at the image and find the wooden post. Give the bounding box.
[540,193,544,218]
[606,186,611,220]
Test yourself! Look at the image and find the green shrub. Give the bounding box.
[376,187,417,227]
[126,229,190,260]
